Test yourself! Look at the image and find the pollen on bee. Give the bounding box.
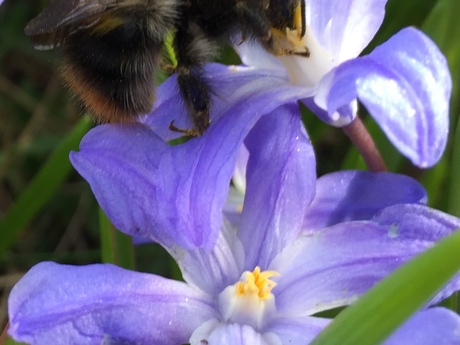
[285,27,309,56]
[294,2,305,39]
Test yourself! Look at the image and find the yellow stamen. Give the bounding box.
[235,267,278,299]
[218,267,280,329]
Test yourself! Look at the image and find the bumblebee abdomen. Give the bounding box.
[61,16,162,122]
[26,0,307,134]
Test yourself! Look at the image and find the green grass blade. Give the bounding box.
[422,0,460,312]
[99,208,135,270]
[3,337,25,345]
[449,118,460,216]
[310,230,460,345]
[0,117,91,257]
[422,0,460,216]
[423,0,460,118]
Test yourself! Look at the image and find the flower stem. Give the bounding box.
[342,117,387,172]
[0,322,9,343]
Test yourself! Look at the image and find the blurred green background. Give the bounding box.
[0,0,460,343]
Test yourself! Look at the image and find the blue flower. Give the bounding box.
[8,1,457,343]
[145,1,450,168]
[234,0,451,168]
[70,104,315,249]
[8,168,460,344]
[65,0,452,249]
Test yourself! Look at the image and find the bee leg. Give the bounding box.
[174,64,211,136]
[172,22,214,137]
[169,119,201,137]
[293,50,310,57]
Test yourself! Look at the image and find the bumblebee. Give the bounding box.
[25,0,309,136]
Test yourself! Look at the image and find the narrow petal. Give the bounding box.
[143,64,306,141]
[9,262,216,345]
[162,83,307,249]
[303,171,427,232]
[267,316,329,344]
[236,42,290,77]
[269,209,460,315]
[317,28,451,167]
[169,219,244,297]
[384,308,460,345]
[305,0,387,62]
[171,105,315,294]
[72,65,307,250]
[238,104,316,271]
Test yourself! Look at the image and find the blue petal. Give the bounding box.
[161,81,307,249]
[303,171,427,232]
[305,0,387,62]
[190,322,270,345]
[8,262,216,345]
[270,208,460,315]
[237,104,316,271]
[169,219,244,297]
[318,28,451,167]
[71,65,306,250]
[372,204,460,305]
[267,316,329,344]
[384,308,460,345]
[143,64,306,141]
[70,124,173,243]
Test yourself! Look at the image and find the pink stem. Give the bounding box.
[342,117,388,172]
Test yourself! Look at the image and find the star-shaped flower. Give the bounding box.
[9,141,460,343]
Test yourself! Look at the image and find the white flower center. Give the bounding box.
[218,266,279,330]
[279,25,336,88]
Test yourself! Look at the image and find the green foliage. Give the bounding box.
[0,117,91,257]
[99,208,135,270]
